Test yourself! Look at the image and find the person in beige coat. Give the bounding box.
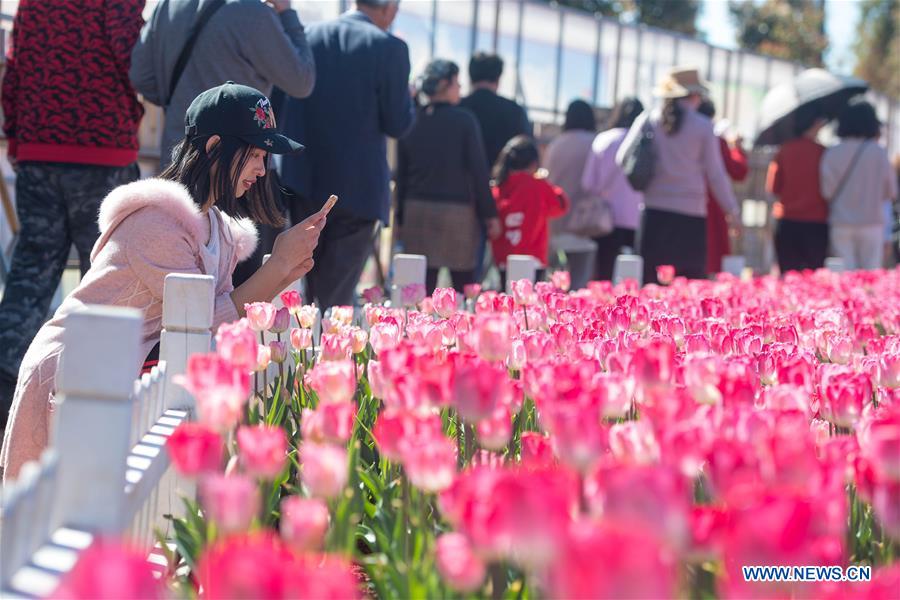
[1,83,325,480]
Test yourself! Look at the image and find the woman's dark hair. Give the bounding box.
[607,97,644,130]
[469,52,504,84]
[697,98,716,119]
[660,98,685,135]
[837,97,881,139]
[792,100,826,137]
[492,135,539,186]
[563,100,596,132]
[160,135,284,227]
[420,59,459,98]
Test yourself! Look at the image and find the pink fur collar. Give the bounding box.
[96,178,258,262]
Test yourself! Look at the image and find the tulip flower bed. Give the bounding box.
[62,269,900,599]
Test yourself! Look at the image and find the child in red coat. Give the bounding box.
[490,135,570,273]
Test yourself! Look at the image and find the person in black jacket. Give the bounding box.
[396,60,500,293]
[278,0,414,309]
[459,52,532,168]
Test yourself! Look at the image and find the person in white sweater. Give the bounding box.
[820,98,898,270]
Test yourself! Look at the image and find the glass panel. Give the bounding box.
[597,20,620,109]
[475,0,499,53]
[433,0,475,69]
[518,1,562,114]
[495,0,523,100]
[616,25,638,102]
[559,11,599,110]
[394,2,435,78]
[293,0,341,23]
[735,53,768,141]
[706,47,728,117]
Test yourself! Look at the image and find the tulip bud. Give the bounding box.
[280,496,330,551]
[297,305,318,329]
[290,327,312,351]
[349,327,368,354]
[279,290,302,315]
[237,425,287,479]
[301,442,349,499]
[269,307,290,334]
[167,423,223,477]
[244,302,277,332]
[255,344,271,372]
[268,341,287,364]
[550,270,571,292]
[436,533,486,593]
[656,265,675,285]
[362,286,385,304]
[464,283,482,300]
[199,474,260,533]
[433,287,458,319]
[511,279,536,306]
[401,283,426,307]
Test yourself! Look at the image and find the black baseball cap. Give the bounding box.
[184,82,304,154]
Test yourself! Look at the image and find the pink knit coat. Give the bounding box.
[1,178,258,480]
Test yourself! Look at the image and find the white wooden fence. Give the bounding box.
[0,273,214,597]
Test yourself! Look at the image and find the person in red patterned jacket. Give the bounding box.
[0,0,145,429]
[490,135,570,286]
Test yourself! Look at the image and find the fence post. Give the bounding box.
[51,305,143,533]
[160,273,215,409]
[613,254,643,287]
[506,255,538,292]
[390,254,427,306]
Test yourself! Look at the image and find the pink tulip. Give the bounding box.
[297,305,318,329]
[507,338,526,370]
[450,355,513,423]
[166,422,223,476]
[302,402,356,444]
[511,279,537,306]
[433,287,458,318]
[349,327,368,354]
[820,367,872,428]
[199,473,260,533]
[373,409,444,462]
[320,333,352,361]
[280,496,330,551]
[435,533,486,593]
[244,301,277,332]
[464,283,482,300]
[279,290,303,315]
[656,264,675,285]
[254,344,271,372]
[609,420,660,465]
[237,425,287,479]
[370,322,401,354]
[176,353,250,431]
[404,436,457,492]
[305,360,356,403]
[53,539,164,599]
[474,313,514,362]
[269,306,290,334]
[550,270,571,292]
[290,327,312,351]
[476,405,513,451]
[268,340,287,364]
[215,319,258,371]
[330,305,355,326]
[362,285,385,304]
[301,442,348,499]
[401,283,426,307]
[881,351,900,388]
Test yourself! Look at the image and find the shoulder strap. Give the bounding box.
[166,0,227,107]
[830,141,869,204]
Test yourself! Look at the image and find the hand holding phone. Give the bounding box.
[320,194,338,216]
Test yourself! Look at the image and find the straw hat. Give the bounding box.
[653,67,710,99]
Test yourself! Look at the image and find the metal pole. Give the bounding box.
[672,36,680,66]
[634,26,643,99]
[514,0,525,101]
[553,9,565,120]
[612,21,623,103]
[429,0,438,60]
[492,0,501,52]
[470,0,480,56]
[723,49,732,119]
[706,44,714,82]
[733,51,744,128]
[591,17,602,105]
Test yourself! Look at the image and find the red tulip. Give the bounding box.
[166,422,223,476]
[279,290,302,315]
[237,425,287,479]
[656,264,675,285]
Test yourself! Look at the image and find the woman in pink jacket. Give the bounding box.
[1,83,325,480]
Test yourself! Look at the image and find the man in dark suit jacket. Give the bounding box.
[459,52,532,169]
[278,0,415,309]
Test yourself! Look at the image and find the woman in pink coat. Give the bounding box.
[1,83,325,480]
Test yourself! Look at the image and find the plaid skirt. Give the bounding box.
[398,198,481,271]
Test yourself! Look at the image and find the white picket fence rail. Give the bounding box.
[0,273,215,598]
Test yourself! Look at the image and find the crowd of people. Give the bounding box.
[0,0,898,458]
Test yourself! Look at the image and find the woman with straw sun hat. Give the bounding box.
[619,67,741,284]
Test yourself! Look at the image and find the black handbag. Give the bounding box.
[620,115,657,192]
